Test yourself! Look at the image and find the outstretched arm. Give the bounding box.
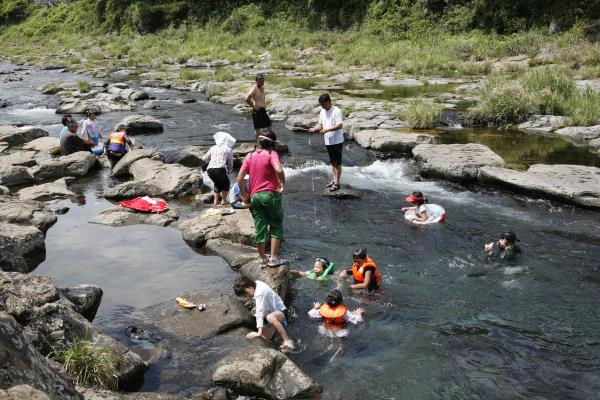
[350,270,372,290]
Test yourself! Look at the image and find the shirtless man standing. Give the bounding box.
[246,73,272,138]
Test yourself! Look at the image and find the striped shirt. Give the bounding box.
[203,144,233,173]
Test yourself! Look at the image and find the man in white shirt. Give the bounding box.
[309,93,344,192]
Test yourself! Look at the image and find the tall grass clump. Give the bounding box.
[567,87,600,126]
[215,68,235,82]
[76,80,92,93]
[470,77,536,125]
[178,69,212,82]
[401,98,443,129]
[52,338,118,390]
[521,67,575,115]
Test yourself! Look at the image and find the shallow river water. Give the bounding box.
[2,65,600,399]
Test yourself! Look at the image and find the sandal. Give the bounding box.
[329,184,340,192]
[326,181,335,188]
[176,297,196,309]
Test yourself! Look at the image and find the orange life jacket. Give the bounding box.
[351,257,381,288]
[108,131,126,145]
[319,304,347,324]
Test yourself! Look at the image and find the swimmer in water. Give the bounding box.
[339,248,382,291]
[401,191,446,223]
[484,231,521,261]
[308,289,364,338]
[290,257,336,281]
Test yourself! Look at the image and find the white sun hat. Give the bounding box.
[213,131,236,148]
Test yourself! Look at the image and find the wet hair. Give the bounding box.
[315,257,330,271]
[500,231,517,245]
[234,276,256,296]
[256,73,265,81]
[325,290,343,307]
[61,114,73,126]
[353,248,367,260]
[411,191,428,205]
[318,93,331,105]
[258,130,276,150]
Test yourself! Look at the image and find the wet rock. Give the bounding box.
[478,164,600,208]
[413,143,505,182]
[58,285,103,322]
[212,346,321,400]
[105,158,202,199]
[23,137,60,154]
[31,152,97,182]
[115,115,164,135]
[322,187,364,200]
[0,151,37,167]
[138,291,253,338]
[239,260,288,299]
[177,98,197,104]
[78,388,186,399]
[143,100,160,110]
[17,178,75,201]
[0,143,7,154]
[0,313,82,399]
[0,198,57,233]
[90,206,180,227]
[555,125,600,143]
[353,129,434,153]
[0,126,48,146]
[131,91,150,101]
[205,239,259,269]
[164,146,207,167]
[111,149,164,177]
[0,165,33,187]
[285,114,318,131]
[344,111,406,140]
[0,185,8,195]
[268,98,318,119]
[56,100,133,114]
[181,209,255,248]
[517,115,568,133]
[196,192,216,204]
[0,385,50,400]
[0,224,45,273]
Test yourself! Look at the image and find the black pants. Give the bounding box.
[207,168,230,192]
[252,108,272,130]
[326,143,343,166]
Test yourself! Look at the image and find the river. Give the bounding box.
[2,64,600,399]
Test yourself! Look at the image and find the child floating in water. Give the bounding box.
[290,257,336,281]
[339,248,381,291]
[401,191,446,224]
[484,231,521,261]
[308,289,364,337]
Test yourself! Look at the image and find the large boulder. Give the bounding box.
[0,198,57,233]
[344,110,406,140]
[137,291,253,338]
[0,313,82,399]
[17,178,75,202]
[0,165,33,187]
[590,137,600,154]
[412,143,505,182]
[285,114,318,131]
[478,164,600,208]
[239,260,288,299]
[0,126,48,146]
[104,159,202,199]
[353,129,434,153]
[0,224,45,273]
[268,99,318,119]
[115,115,164,135]
[56,100,133,115]
[0,151,37,167]
[111,149,164,177]
[212,346,322,400]
[181,210,255,248]
[163,146,207,167]
[205,239,259,269]
[90,206,180,227]
[77,388,186,400]
[0,385,50,400]
[555,125,600,143]
[518,115,568,133]
[23,137,60,154]
[58,285,103,322]
[31,152,97,182]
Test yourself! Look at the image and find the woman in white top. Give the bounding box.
[81,111,101,145]
[402,191,446,224]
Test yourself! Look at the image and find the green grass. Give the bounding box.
[401,97,444,129]
[521,67,575,115]
[470,77,536,125]
[178,68,213,82]
[76,80,92,93]
[52,338,118,390]
[567,87,600,126]
[215,68,235,82]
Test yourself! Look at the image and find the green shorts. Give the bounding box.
[250,191,283,244]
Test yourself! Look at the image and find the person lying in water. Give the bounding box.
[339,248,381,291]
[401,191,446,223]
[290,257,336,281]
[484,231,521,261]
[308,289,364,337]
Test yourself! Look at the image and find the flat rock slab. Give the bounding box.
[138,291,253,338]
[285,114,318,131]
[0,385,51,400]
[31,151,97,182]
[181,209,255,248]
[115,115,164,134]
[0,126,48,145]
[17,178,75,201]
[205,239,259,269]
[478,164,600,208]
[0,151,38,167]
[555,125,600,143]
[213,346,322,400]
[111,149,164,177]
[518,115,568,133]
[90,206,180,227]
[239,260,288,299]
[322,187,364,200]
[163,145,207,167]
[413,143,505,182]
[0,223,46,273]
[353,129,434,152]
[23,137,60,153]
[0,198,57,233]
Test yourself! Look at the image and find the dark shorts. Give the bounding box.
[207,168,230,192]
[326,143,343,166]
[252,108,272,130]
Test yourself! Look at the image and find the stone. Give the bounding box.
[130,91,150,101]
[77,388,186,400]
[322,187,364,200]
[268,98,318,118]
[353,129,434,153]
[58,285,103,322]
[0,126,48,146]
[379,76,423,87]
[181,209,255,248]
[163,146,207,167]
[589,138,600,154]
[0,151,37,167]
[90,206,180,227]
[0,198,57,234]
[555,125,600,143]
[56,100,133,115]
[285,114,318,131]
[0,186,8,195]
[176,98,196,104]
[23,137,60,153]
[212,346,321,400]
[143,100,160,110]
[0,385,50,400]
[0,224,45,273]
[239,260,288,298]
[137,291,252,338]
[0,165,33,187]
[17,178,75,201]
[111,149,164,177]
[344,111,406,140]
[478,164,600,209]
[205,239,259,269]
[412,143,505,182]
[517,115,568,133]
[0,313,82,399]
[105,159,203,199]
[31,152,97,182]
[115,115,164,135]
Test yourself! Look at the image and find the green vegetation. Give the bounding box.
[521,67,575,115]
[402,98,443,129]
[567,87,600,126]
[215,68,235,82]
[76,80,92,93]
[470,77,536,125]
[52,338,118,390]
[178,68,213,82]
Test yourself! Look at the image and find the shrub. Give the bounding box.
[521,67,575,115]
[52,338,118,390]
[401,97,443,129]
[567,87,600,126]
[470,77,536,125]
[179,69,212,81]
[76,80,92,93]
[215,68,235,82]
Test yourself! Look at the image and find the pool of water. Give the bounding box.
[2,64,600,399]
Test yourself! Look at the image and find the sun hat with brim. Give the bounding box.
[213,131,236,148]
[405,195,425,202]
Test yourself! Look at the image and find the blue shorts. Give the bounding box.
[263,311,288,328]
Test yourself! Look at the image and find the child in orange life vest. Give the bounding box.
[308,290,364,337]
[339,248,381,291]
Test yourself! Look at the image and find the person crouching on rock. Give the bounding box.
[234,276,295,351]
[290,257,336,281]
[339,248,381,292]
[229,176,250,209]
[308,289,364,337]
[484,231,521,261]
[401,191,446,223]
[104,127,132,164]
[203,131,235,208]
[60,120,93,156]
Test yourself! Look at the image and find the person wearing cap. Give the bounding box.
[339,248,381,291]
[59,114,75,140]
[202,132,235,208]
[308,93,344,192]
[60,120,93,156]
[401,191,446,223]
[245,73,272,139]
[237,131,286,267]
[484,231,521,261]
[290,257,336,281]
